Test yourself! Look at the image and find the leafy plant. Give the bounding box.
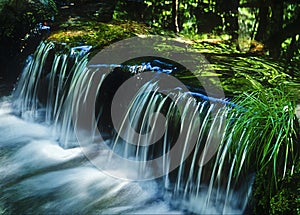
[226,87,299,188]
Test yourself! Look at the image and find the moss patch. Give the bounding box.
[253,161,300,215]
[47,19,153,49]
[46,18,300,98]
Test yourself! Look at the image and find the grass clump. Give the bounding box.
[224,87,300,213]
[226,87,299,185]
[230,88,298,179]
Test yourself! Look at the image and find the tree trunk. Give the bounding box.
[286,36,298,60]
[267,13,300,58]
[268,0,284,58]
[97,0,119,22]
[228,0,239,40]
[216,0,239,40]
[285,35,299,77]
[255,0,270,43]
[172,0,180,33]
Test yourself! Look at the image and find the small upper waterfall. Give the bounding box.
[7,41,254,214]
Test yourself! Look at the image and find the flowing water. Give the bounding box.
[0,42,253,214]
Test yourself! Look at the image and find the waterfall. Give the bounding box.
[5,41,253,214]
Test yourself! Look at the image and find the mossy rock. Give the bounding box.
[253,161,300,215]
[47,20,153,50]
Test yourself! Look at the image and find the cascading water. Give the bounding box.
[0,41,253,214]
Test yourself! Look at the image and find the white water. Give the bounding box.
[0,96,253,214]
[0,97,181,214]
[0,42,253,214]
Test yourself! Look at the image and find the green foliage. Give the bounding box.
[113,0,300,60]
[253,162,300,214]
[189,39,300,97]
[253,171,275,213]
[0,0,57,52]
[227,88,299,185]
[224,87,300,213]
[283,3,300,28]
[270,187,300,215]
[144,0,173,30]
[0,0,57,35]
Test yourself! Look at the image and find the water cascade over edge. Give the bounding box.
[2,41,254,214]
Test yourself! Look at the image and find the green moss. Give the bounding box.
[253,161,300,214]
[253,171,273,214]
[47,19,153,49]
[270,164,300,215]
[46,17,300,98]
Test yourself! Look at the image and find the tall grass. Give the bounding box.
[226,88,299,188]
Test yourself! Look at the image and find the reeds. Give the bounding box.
[226,88,299,188]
